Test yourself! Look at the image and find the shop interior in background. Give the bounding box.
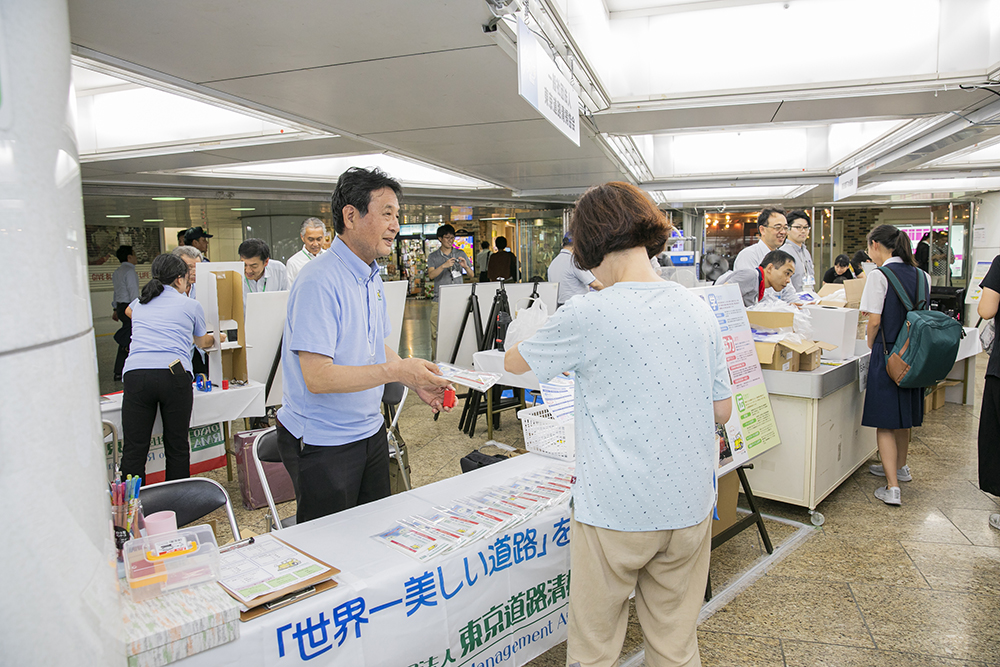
[392,205,567,297]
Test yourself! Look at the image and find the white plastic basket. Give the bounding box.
[517,404,575,461]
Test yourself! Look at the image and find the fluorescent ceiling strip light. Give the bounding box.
[156,154,497,190]
[72,58,325,136]
[860,176,1000,195]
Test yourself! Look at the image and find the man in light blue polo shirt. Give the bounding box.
[277,167,452,523]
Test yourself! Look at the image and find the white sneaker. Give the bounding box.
[990,514,1000,531]
[875,485,901,506]
[869,463,912,482]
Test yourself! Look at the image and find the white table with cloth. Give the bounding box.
[100,380,266,483]
[179,453,573,667]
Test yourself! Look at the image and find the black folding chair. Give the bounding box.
[139,477,241,541]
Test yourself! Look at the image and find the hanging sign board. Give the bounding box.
[834,167,859,201]
[690,284,782,476]
[517,17,580,146]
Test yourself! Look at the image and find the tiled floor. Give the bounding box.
[102,300,1000,666]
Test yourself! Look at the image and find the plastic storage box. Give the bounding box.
[124,525,221,602]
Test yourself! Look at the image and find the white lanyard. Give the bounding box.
[333,250,379,363]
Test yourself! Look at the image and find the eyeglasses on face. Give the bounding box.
[790,225,810,231]
[764,225,789,232]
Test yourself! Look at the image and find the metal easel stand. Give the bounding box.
[458,281,524,438]
[705,464,773,601]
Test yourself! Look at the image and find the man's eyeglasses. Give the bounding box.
[763,225,789,232]
[790,225,810,231]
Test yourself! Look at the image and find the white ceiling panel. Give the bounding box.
[68,0,495,83]
[593,102,781,134]
[464,157,623,180]
[369,120,608,162]
[204,46,537,136]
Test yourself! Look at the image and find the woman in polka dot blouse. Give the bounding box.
[506,182,733,667]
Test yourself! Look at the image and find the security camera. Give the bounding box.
[483,17,500,33]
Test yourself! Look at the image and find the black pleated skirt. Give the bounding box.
[861,348,924,430]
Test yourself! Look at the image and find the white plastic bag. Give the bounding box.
[505,298,549,349]
[747,299,814,340]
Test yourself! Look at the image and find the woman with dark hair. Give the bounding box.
[975,255,1000,531]
[505,182,732,667]
[851,249,870,277]
[120,254,218,481]
[822,254,855,284]
[860,224,930,506]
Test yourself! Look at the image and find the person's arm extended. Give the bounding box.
[588,279,604,291]
[978,286,1000,320]
[865,313,881,350]
[299,347,452,411]
[427,258,452,280]
[713,398,732,424]
[194,333,215,349]
[504,343,531,375]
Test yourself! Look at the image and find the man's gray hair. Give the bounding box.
[300,217,326,237]
[172,245,203,260]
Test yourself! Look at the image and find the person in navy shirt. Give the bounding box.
[277,167,452,523]
[120,254,219,481]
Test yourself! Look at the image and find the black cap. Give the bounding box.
[185,226,214,243]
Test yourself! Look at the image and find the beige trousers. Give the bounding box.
[566,513,713,667]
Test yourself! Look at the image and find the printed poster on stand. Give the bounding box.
[690,284,781,476]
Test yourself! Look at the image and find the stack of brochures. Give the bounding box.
[371,464,574,561]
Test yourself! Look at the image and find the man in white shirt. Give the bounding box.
[734,207,797,303]
[547,235,603,307]
[782,210,815,292]
[111,245,140,381]
[286,217,327,283]
[239,238,289,300]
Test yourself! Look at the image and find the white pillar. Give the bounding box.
[0,1,122,663]
[967,193,1000,322]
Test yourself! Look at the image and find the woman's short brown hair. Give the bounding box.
[570,182,671,271]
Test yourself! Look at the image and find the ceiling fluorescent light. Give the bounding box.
[602,134,652,182]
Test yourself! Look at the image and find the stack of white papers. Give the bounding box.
[539,376,574,422]
[371,464,575,561]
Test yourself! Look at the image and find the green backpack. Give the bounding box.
[879,266,963,389]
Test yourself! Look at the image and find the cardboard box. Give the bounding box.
[748,311,836,372]
[926,380,961,411]
[756,341,799,372]
[712,470,740,538]
[818,276,866,308]
[803,305,860,360]
[856,313,869,340]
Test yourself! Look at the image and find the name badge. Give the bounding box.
[451,269,462,279]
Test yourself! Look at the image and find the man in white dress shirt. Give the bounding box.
[239,238,289,300]
[286,217,327,284]
[734,207,797,303]
[782,210,815,292]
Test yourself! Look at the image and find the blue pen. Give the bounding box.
[133,477,141,501]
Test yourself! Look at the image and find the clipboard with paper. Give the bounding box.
[217,533,339,620]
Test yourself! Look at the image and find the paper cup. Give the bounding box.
[144,510,177,536]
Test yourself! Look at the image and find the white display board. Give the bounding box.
[689,283,782,477]
[242,280,408,407]
[245,291,290,406]
[383,279,408,354]
[437,282,558,367]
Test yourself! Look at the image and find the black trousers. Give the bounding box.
[296,425,390,524]
[113,303,132,380]
[979,376,1000,497]
[120,368,194,482]
[275,420,302,504]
